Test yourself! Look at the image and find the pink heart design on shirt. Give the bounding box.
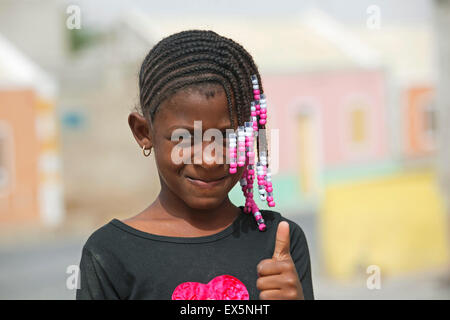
[171,274,249,300]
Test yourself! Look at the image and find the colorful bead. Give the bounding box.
[228,132,237,174]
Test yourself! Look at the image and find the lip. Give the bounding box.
[185,175,228,188]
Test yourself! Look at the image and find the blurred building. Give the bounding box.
[0,33,64,228]
[121,9,448,280]
[0,1,446,282]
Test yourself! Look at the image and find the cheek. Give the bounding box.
[154,141,186,177]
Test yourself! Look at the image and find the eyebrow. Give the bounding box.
[167,124,233,132]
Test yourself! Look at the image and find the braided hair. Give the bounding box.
[138,30,264,130]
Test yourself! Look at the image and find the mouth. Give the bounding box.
[185,175,228,188]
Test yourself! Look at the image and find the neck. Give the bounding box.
[153,181,240,231]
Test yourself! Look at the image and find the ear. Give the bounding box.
[128,112,153,150]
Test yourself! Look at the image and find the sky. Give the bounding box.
[71,0,433,29]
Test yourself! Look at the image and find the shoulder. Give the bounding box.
[81,219,129,258]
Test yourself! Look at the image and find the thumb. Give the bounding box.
[272,221,291,261]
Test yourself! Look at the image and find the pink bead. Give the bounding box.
[266,182,272,187]
[256,110,260,115]
[260,108,266,114]
[238,146,245,152]
[258,180,265,186]
[267,196,273,201]
[230,163,237,168]
[254,95,260,100]
[258,223,266,231]
[255,104,260,110]
[251,111,256,116]
[229,168,237,174]
[253,89,260,95]
[254,214,262,220]
[248,169,254,175]
[259,119,266,125]
[260,114,267,119]
[268,201,275,207]
[266,187,273,192]
[238,156,245,161]
[247,151,254,158]
[237,162,245,167]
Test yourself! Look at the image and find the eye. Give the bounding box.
[171,131,192,148]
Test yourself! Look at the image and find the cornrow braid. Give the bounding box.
[139,30,261,127]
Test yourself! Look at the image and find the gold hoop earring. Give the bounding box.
[142,145,151,157]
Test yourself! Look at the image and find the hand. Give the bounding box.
[256,221,304,300]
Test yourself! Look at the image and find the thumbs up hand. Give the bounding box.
[256,221,304,300]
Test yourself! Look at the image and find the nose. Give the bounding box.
[193,140,225,168]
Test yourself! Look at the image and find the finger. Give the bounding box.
[273,221,291,261]
[256,274,283,291]
[257,259,290,277]
[259,289,282,300]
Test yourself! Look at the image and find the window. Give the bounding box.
[350,107,366,144]
[341,96,374,161]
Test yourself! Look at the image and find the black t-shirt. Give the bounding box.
[76,207,314,300]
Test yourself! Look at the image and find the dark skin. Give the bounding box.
[126,84,303,300]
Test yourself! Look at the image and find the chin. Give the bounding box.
[184,195,226,211]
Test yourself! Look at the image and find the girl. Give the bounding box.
[76,30,314,300]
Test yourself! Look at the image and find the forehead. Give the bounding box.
[153,84,235,131]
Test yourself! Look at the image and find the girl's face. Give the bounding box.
[129,84,244,210]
